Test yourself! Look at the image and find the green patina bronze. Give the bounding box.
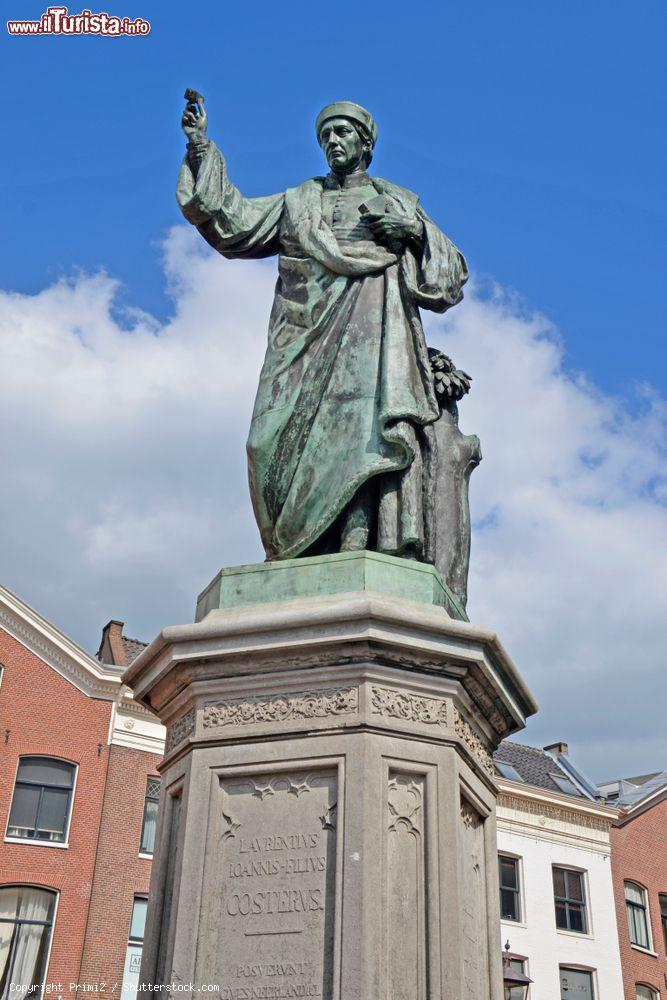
[179,93,474,601]
[195,551,466,622]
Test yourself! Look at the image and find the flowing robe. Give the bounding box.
[178,142,468,561]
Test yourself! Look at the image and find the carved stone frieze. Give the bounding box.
[453,708,494,776]
[165,706,196,752]
[370,685,448,726]
[202,686,358,729]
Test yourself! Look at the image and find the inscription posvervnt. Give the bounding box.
[197,770,337,998]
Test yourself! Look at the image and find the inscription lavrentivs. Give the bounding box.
[213,773,337,1000]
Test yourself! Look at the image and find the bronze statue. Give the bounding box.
[179,93,478,610]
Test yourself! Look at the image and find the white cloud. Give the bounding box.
[1,230,665,780]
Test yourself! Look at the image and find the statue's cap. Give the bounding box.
[316,102,378,144]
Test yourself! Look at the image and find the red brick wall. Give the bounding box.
[611,796,667,998]
[79,743,161,986]
[0,626,112,986]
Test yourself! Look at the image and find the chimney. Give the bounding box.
[96,620,128,667]
[544,741,569,757]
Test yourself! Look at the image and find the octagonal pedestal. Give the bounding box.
[125,567,536,1000]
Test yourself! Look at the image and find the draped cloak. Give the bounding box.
[177,142,468,561]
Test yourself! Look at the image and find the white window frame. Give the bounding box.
[499,852,526,926]
[4,756,78,849]
[553,865,592,938]
[625,880,655,954]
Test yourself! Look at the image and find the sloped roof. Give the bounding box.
[623,772,662,786]
[604,771,667,809]
[0,582,124,699]
[122,636,148,664]
[494,741,587,798]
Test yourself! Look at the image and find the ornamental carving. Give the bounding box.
[165,706,195,752]
[370,686,448,726]
[463,675,507,734]
[497,793,610,832]
[461,798,483,830]
[202,686,358,729]
[388,774,424,835]
[453,708,494,776]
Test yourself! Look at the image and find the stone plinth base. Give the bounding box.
[195,551,467,622]
[125,568,536,999]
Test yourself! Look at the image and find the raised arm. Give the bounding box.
[181,88,211,177]
[177,89,284,260]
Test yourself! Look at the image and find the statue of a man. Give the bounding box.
[178,94,468,563]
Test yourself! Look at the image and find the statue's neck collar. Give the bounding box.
[324,169,371,190]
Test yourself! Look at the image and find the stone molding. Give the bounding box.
[202,686,358,729]
[370,685,448,726]
[453,708,494,776]
[463,674,508,735]
[123,591,537,738]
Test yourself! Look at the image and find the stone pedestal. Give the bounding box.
[124,553,536,999]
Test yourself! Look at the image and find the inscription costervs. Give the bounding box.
[226,887,325,916]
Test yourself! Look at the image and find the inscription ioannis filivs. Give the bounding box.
[211,772,337,1000]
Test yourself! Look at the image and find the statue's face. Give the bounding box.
[318,117,367,173]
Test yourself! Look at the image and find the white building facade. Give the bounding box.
[495,750,625,1000]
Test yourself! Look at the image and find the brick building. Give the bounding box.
[0,586,164,993]
[599,772,667,1000]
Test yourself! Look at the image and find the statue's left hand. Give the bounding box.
[365,211,423,245]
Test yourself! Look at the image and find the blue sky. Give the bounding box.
[2,0,667,777]
[3,0,666,397]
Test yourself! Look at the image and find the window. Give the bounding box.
[499,855,522,922]
[625,882,651,950]
[553,867,588,933]
[7,758,75,843]
[495,762,523,782]
[560,968,594,1000]
[549,772,580,796]
[129,897,147,943]
[0,886,57,997]
[636,986,659,1000]
[659,893,667,954]
[121,896,147,993]
[140,777,161,855]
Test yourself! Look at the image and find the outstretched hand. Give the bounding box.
[182,88,208,142]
